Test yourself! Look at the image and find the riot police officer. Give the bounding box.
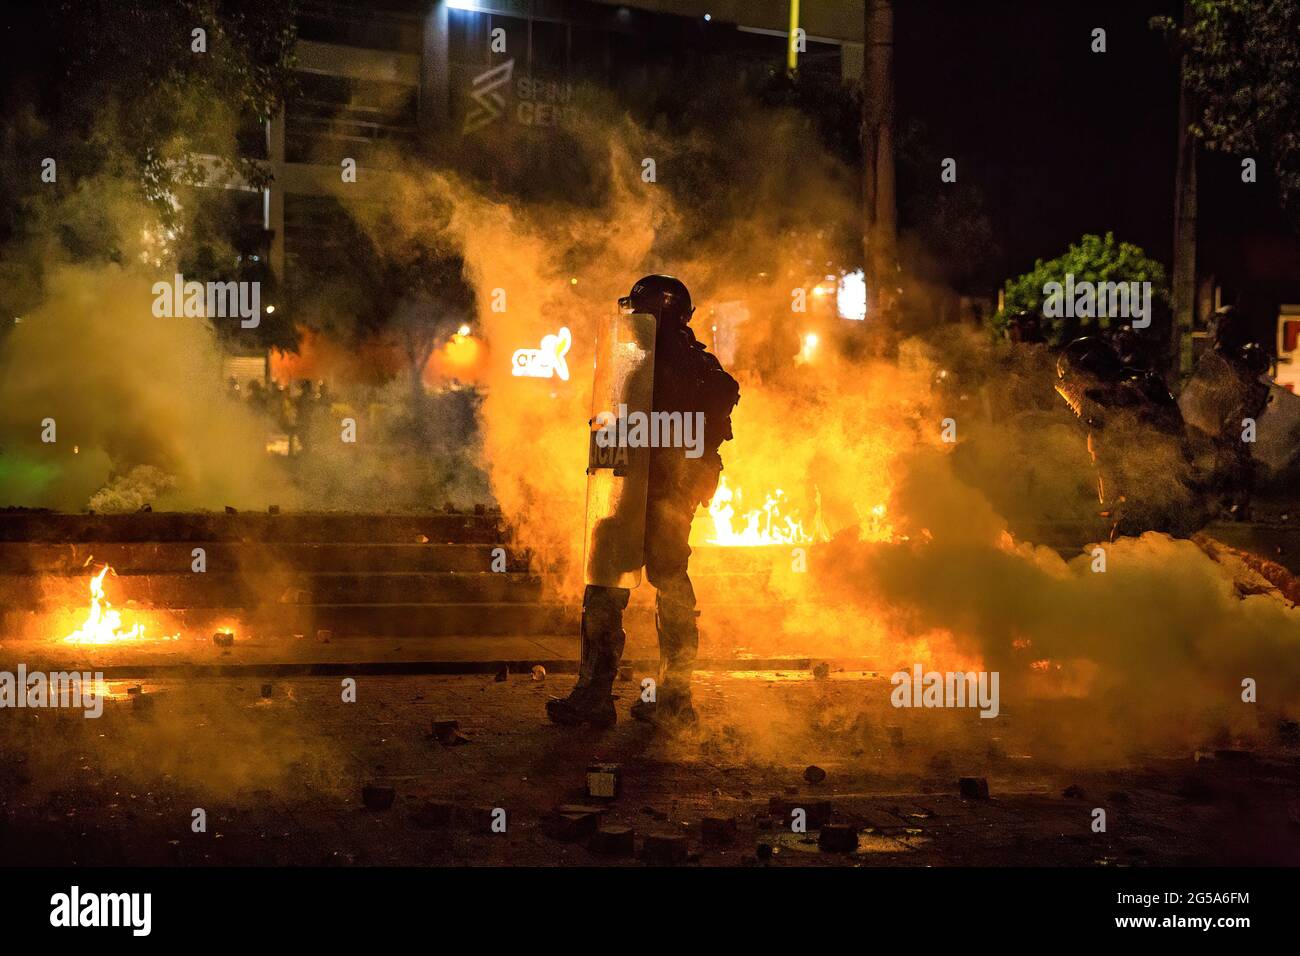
[547,275,740,728]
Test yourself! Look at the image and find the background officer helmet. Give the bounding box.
[620,274,695,326]
[1056,335,1125,383]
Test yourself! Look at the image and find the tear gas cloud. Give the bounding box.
[1,81,1296,769]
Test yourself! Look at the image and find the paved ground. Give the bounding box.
[2,670,1298,867]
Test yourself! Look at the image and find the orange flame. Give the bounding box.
[62,565,161,645]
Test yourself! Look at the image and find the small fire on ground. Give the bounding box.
[62,565,177,645]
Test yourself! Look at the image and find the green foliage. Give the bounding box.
[993,233,1169,345]
[1152,0,1300,226]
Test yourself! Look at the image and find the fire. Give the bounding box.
[62,565,155,645]
[701,476,830,546]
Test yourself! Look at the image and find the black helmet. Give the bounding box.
[1057,336,1124,383]
[621,274,694,325]
[1212,305,1250,354]
[1239,341,1269,376]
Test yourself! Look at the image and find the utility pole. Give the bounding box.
[1171,0,1199,382]
[862,0,898,334]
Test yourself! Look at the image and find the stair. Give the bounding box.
[0,511,796,651]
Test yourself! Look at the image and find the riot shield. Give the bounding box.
[583,309,657,588]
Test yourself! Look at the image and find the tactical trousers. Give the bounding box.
[579,493,700,696]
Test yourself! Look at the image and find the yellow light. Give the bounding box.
[570,277,578,285]
[266,305,276,314]
[798,332,819,364]
[457,324,472,337]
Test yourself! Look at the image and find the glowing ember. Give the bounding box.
[62,565,154,645]
[702,476,830,546]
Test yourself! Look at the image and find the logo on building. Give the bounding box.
[463,59,514,134]
[511,326,572,381]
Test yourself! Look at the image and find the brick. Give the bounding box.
[590,825,636,856]
[545,811,600,843]
[586,763,621,799]
[640,833,688,866]
[817,823,859,853]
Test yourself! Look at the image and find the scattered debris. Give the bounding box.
[362,785,395,811]
[958,777,990,800]
[812,662,830,680]
[414,534,429,544]
[212,630,234,648]
[224,506,237,514]
[431,719,469,746]
[817,823,860,853]
[316,629,332,644]
[590,825,636,856]
[546,809,601,843]
[126,685,142,696]
[267,505,280,515]
[803,765,827,785]
[494,666,509,682]
[531,665,547,682]
[260,684,273,699]
[586,763,621,800]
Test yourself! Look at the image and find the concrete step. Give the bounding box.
[0,568,775,609]
[0,540,788,574]
[4,600,791,639]
[0,542,531,574]
[0,511,505,543]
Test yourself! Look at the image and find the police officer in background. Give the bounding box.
[1180,305,1271,520]
[547,275,740,729]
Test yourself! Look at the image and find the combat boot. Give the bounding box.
[546,585,627,728]
[629,680,697,726]
[630,580,699,727]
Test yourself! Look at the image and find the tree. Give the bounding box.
[994,233,1170,346]
[1153,0,1300,225]
[0,0,299,347]
[861,0,899,333]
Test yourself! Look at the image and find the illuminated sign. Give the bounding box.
[511,326,572,381]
